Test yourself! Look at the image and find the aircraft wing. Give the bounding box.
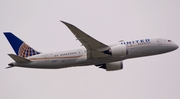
[61,21,110,59]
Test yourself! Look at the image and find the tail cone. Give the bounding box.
[6,63,14,69]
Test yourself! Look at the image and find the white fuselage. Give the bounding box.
[12,38,178,69]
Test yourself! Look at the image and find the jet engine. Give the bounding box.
[103,45,128,57]
[98,61,123,71]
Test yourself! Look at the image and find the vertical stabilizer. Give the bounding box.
[4,32,40,58]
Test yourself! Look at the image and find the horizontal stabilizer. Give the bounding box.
[8,54,30,63]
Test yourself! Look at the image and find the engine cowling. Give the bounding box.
[111,45,128,56]
[99,61,123,71]
[103,45,128,57]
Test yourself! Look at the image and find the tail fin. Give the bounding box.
[4,32,40,58]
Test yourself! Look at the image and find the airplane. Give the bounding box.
[4,21,179,71]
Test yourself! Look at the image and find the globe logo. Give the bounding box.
[18,43,39,58]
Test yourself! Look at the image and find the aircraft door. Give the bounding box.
[157,39,162,45]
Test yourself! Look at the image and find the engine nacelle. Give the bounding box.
[103,45,128,57]
[99,61,123,71]
[110,45,128,56]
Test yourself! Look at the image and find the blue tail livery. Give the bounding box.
[4,32,40,58]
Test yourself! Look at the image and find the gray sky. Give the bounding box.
[0,0,180,99]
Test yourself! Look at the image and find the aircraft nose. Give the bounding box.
[174,43,179,50]
[170,43,179,51]
[164,42,179,52]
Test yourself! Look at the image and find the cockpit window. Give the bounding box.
[168,40,172,42]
